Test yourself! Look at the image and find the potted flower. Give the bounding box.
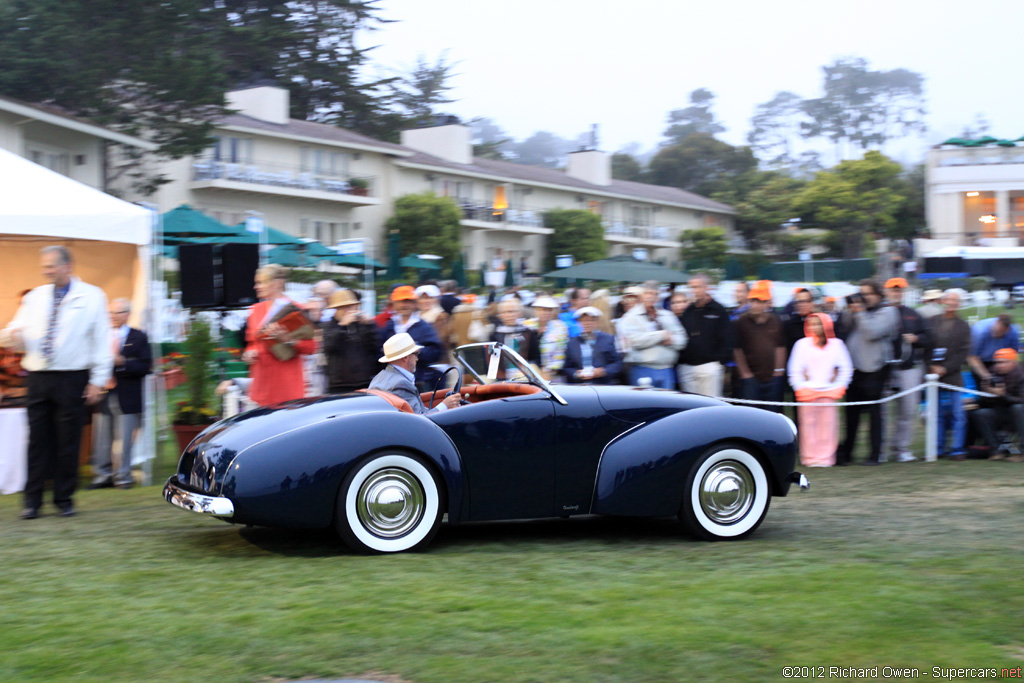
[160,351,188,389]
[171,315,218,451]
[348,177,369,196]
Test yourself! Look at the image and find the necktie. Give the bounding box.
[42,287,67,364]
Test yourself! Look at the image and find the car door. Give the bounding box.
[430,392,556,521]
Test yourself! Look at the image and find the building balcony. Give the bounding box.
[457,201,552,235]
[189,159,379,205]
[603,221,679,247]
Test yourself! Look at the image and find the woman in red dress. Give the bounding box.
[243,265,315,406]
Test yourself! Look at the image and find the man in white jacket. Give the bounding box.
[0,246,112,519]
[619,281,687,388]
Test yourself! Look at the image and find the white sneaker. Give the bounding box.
[897,452,917,462]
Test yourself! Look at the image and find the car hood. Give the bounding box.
[590,385,727,423]
[177,393,402,494]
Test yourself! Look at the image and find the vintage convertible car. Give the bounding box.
[164,343,807,553]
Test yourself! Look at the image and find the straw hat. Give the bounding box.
[922,289,943,301]
[378,332,423,363]
[327,289,359,308]
[532,296,560,309]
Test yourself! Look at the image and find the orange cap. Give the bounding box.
[994,348,1019,361]
[748,284,772,301]
[825,296,837,303]
[391,285,416,301]
[885,277,908,289]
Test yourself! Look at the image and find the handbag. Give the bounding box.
[260,303,315,361]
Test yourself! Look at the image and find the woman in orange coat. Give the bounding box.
[243,265,316,406]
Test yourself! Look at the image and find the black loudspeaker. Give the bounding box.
[221,243,259,307]
[178,244,220,308]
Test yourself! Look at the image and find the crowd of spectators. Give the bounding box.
[242,267,1024,469]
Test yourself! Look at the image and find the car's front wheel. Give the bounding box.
[681,443,770,540]
[336,452,443,553]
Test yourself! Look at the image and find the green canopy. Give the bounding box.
[542,254,688,283]
[504,258,515,287]
[335,253,386,269]
[400,255,442,270]
[161,204,238,237]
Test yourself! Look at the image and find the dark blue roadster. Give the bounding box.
[164,343,807,553]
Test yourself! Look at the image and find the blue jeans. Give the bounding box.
[629,366,675,389]
[937,388,967,455]
[740,376,784,413]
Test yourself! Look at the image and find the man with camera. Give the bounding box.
[881,278,929,462]
[969,348,1024,461]
[836,279,899,466]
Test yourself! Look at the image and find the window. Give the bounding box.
[629,204,652,227]
[455,181,473,200]
[28,146,70,176]
[301,148,350,176]
[211,136,252,163]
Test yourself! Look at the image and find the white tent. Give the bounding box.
[0,148,158,475]
[0,147,153,327]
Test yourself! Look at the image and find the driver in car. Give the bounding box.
[369,333,463,414]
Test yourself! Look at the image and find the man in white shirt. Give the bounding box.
[0,246,112,519]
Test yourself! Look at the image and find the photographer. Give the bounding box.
[836,279,900,466]
[969,348,1024,461]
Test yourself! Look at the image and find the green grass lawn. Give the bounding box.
[2,460,1022,682]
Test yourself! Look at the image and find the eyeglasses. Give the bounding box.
[111,310,129,315]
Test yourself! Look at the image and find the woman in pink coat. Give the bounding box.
[787,312,853,466]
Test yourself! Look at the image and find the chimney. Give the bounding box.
[401,122,472,165]
[226,86,290,125]
[566,149,611,186]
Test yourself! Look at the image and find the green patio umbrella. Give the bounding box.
[335,253,386,269]
[400,255,442,270]
[542,254,688,282]
[504,258,515,287]
[161,204,238,238]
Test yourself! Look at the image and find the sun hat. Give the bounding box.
[885,277,908,289]
[532,296,560,309]
[327,289,359,308]
[391,285,416,301]
[922,289,943,301]
[623,286,643,297]
[414,284,441,298]
[378,332,423,363]
[574,306,603,319]
[993,348,1019,362]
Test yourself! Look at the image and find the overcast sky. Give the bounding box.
[368,0,1023,164]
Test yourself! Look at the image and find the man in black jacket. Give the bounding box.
[90,298,151,490]
[323,289,379,394]
[881,278,929,462]
[678,274,733,397]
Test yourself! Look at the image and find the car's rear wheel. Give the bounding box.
[336,452,443,553]
[681,443,770,541]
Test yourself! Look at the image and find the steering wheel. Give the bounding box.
[429,365,465,407]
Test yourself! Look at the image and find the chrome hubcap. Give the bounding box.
[699,460,755,525]
[356,468,425,538]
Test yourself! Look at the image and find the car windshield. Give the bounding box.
[454,343,566,404]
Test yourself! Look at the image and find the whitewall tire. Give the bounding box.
[682,444,770,540]
[336,453,443,553]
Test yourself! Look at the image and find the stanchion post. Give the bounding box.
[224,385,241,419]
[925,373,938,462]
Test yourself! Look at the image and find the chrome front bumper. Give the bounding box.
[163,478,235,517]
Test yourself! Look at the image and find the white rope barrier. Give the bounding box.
[719,375,996,463]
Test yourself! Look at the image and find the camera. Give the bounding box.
[931,347,947,364]
[845,293,864,306]
[989,375,1003,388]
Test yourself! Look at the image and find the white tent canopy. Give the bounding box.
[0,148,158,478]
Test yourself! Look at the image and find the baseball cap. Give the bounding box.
[885,277,908,289]
[748,284,772,301]
[391,285,416,301]
[574,306,603,319]
[414,284,441,298]
[994,348,1019,362]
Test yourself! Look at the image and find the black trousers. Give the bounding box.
[24,370,89,509]
[839,368,888,464]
